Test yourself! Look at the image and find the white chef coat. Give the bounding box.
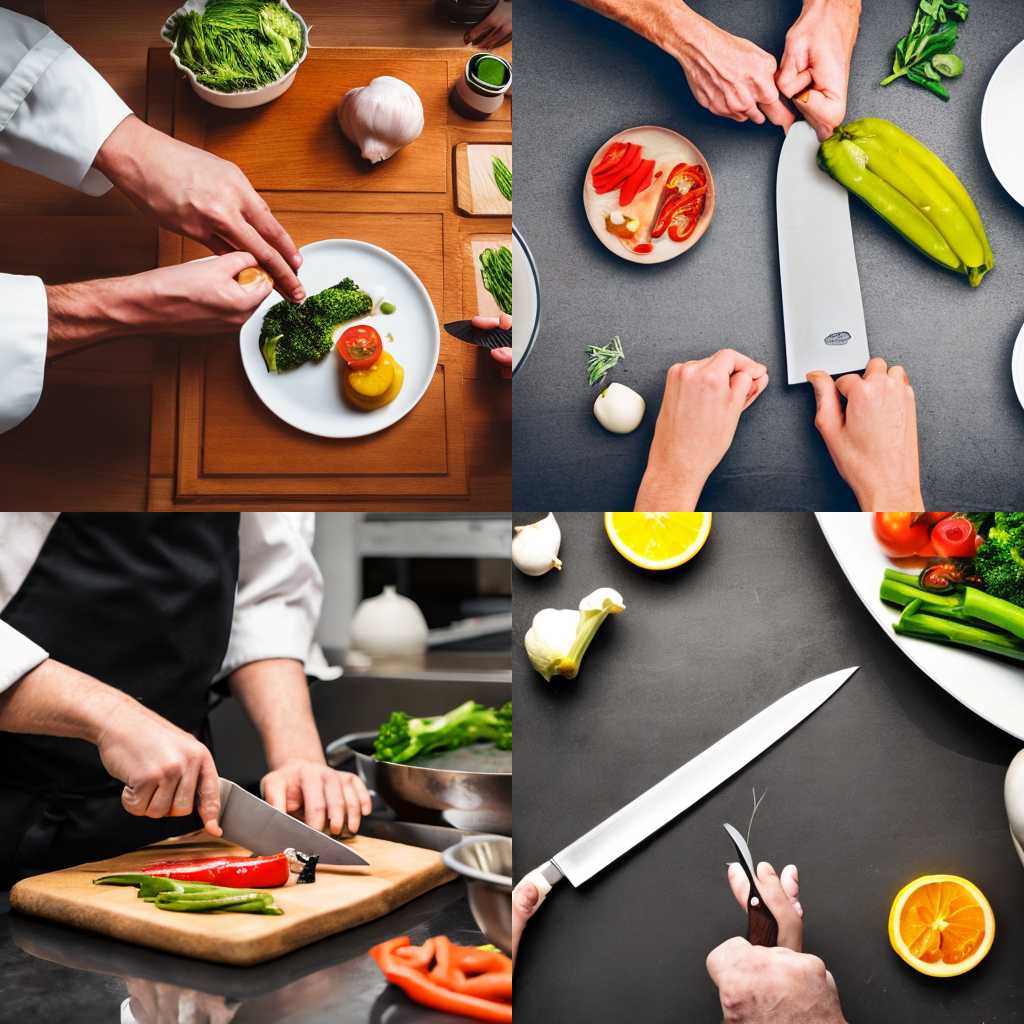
[0,8,133,434]
[0,512,338,697]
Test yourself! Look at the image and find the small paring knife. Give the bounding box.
[444,319,512,350]
[723,822,778,947]
[217,778,369,870]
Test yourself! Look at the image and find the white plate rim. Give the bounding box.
[815,512,1024,741]
[512,223,540,375]
[239,238,440,439]
[1012,320,1024,412]
[981,37,1024,208]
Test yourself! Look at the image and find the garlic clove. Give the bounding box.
[337,76,424,165]
[512,513,563,576]
[594,382,646,434]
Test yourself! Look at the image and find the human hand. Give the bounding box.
[125,979,240,1024]
[727,861,804,950]
[95,696,222,836]
[777,0,861,141]
[261,760,372,835]
[634,349,769,511]
[465,0,511,49]
[807,358,924,512]
[673,13,794,129]
[473,312,512,379]
[511,879,540,960]
[94,115,304,301]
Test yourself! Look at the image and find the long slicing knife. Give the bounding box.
[217,778,369,868]
[777,121,869,384]
[515,667,857,908]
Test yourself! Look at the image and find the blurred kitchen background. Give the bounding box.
[211,513,512,787]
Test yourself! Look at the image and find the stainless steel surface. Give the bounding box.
[551,667,859,886]
[327,734,512,835]
[443,835,513,955]
[217,778,368,868]
[777,120,869,384]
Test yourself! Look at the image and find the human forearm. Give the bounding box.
[229,658,325,770]
[45,277,145,358]
[570,0,700,61]
[0,657,133,742]
[633,469,702,512]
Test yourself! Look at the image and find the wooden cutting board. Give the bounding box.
[10,835,453,966]
[455,143,512,215]
[467,234,514,317]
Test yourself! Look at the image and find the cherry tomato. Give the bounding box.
[923,512,952,526]
[930,517,977,558]
[873,512,931,558]
[336,324,382,370]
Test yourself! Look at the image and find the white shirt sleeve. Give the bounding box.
[0,618,48,696]
[0,10,132,194]
[0,9,134,434]
[217,513,325,681]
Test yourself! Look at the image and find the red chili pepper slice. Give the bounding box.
[652,192,684,239]
[142,853,290,889]
[619,158,655,206]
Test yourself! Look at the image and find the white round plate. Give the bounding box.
[982,38,1024,207]
[816,513,1024,741]
[512,224,539,374]
[240,239,439,438]
[582,125,715,265]
[1013,320,1024,412]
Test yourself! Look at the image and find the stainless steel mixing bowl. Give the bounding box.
[442,834,513,954]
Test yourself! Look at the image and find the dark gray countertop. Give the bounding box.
[513,0,1024,510]
[0,881,481,1024]
[513,513,1024,1021]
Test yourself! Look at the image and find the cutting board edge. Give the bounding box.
[10,861,456,966]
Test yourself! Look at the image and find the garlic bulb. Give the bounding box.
[337,76,424,164]
[524,587,625,682]
[513,513,562,576]
[594,382,645,434]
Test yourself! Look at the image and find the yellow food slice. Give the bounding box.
[347,351,396,398]
[603,512,712,570]
[888,874,994,978]
[344,358,404,411]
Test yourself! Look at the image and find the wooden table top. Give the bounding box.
[0,1,511,510]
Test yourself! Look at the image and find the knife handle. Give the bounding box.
[747,895,779,947]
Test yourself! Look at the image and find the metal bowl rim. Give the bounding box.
[328,731,512,778]
[442,834,513,891]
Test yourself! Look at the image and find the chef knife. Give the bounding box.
[444,319,512,350]
[217,778,369,868]
[777,121,869,385]
[515,666,857,908]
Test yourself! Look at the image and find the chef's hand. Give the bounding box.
[45,253,275,357]
[777,0,861,141]
[261,761,372,836]
[807,359,924,512]
[707,861,847,1023]
[96,699,223,836]
[511,879,540,960]
[473,312,513,379]
[125,980,240,1024]
[465,0,511,49]
[93,115,304,302]
[674,12,794,129]
[634,349,769,511]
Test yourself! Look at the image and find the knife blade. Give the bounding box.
[217,778,369,868]
[514,667,857,908]
[777,121,869,385]
[444,319,512,350]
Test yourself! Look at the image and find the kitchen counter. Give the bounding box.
[513,0,1024,510]
[0,880,481,1024]
[513,513,1024,1021]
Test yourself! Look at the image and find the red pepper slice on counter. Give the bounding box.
[142,852,289,889]
[618,158,655,206]
[336,324,382,370]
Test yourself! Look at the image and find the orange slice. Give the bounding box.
[888,874,994,977]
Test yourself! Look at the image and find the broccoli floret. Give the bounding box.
[258,276,373,373]
[974,512,1024,607]
[373,701,513,764]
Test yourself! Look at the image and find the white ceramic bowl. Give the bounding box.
[161,0,310,109]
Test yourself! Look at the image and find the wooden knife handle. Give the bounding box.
[747,897,779,947]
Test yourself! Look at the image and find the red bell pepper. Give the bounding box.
[619,158,655,206]
[591,141,628,177]
[592,144,642,193]
[142,852,289,889]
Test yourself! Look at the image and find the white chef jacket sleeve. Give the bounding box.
[0,618,48,696]
[0,9,132,195]
[0,274,46,433]
[216,513,324,681]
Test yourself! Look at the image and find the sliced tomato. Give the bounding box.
[930,517,977,558]
[619,158,655,206]
[336,324,382,370]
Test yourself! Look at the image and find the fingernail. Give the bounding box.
[727,861,739,876]
[794,901,804,917]
[758,861,775,877]
[293,289,305,302]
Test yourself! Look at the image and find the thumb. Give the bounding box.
[217,251,260,279]
[794,89,841,140]
[806,371,843,438]
[197,753,222,837]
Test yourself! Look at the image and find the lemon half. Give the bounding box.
[603,512,712,571]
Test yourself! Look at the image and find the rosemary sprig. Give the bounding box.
[585,335,625,386]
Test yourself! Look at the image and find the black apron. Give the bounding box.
[0,513,240,886]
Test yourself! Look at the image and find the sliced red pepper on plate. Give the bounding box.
[591,141,629,177]
[141,853,290,889]
[619,158,655,206]
[592,144,642,193]
[632,242,654,254]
